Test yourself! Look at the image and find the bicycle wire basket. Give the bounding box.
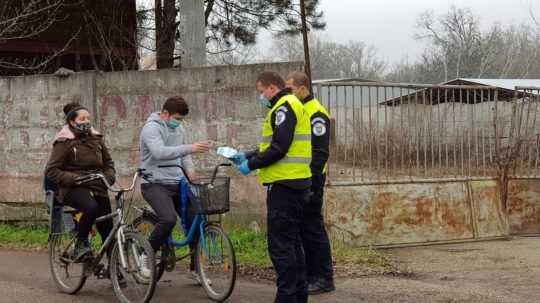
[188,177,230,215]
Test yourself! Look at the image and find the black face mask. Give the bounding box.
[73,122,92,135]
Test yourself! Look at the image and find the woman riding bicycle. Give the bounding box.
[45,101,116,261]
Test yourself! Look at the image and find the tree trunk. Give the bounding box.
[155,0,176,69]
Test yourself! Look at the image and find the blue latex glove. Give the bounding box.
[238,160,251,176]
[231,152,246,165]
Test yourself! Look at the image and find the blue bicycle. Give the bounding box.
[133,163,237,302]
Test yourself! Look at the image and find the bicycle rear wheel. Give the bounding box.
[49,232,87,294]
[196,224,237,302]
[110,232,157,303]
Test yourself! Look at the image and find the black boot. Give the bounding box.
[308,278,335,295]
[73,239,92,262]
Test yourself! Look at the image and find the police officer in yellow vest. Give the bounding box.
[286,71,335,295]
[233,71,312,303]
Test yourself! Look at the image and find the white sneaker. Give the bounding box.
[138,253,152,279]
[188,270,212,286]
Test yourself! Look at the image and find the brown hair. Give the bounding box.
[287,71,311,88]
[162,96,189,115]
[256,71,285,89]
[63,101,88,123]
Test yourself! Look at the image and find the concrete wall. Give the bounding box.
[0,63,302,221]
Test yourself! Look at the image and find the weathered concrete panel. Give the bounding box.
[508,179,540,234]
[469,180,508,238]
[325,182,475,246]
[0,203,47,222]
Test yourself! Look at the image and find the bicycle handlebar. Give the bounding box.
[75,171,139,193]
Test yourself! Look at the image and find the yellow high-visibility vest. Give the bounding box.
[258,94,312,184]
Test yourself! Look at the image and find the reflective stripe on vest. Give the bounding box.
[279,156,311,164]
[258,94,312,184]
[262,134,311,143]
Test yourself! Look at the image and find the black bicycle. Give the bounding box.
[46,170,157,303]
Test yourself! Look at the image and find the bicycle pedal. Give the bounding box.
[74,252,93,263]
[165,259,176,272]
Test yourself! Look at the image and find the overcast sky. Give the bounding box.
[259,0,537,64]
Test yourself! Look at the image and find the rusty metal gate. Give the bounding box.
[313,81,540,247]
[314,82,540,184]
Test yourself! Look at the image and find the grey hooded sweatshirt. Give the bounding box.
[139,112,194,183]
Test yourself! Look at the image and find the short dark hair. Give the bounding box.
[162,96,189,116]
[287,71,311,88]
[63,101,88,123]
[256,71,285,89]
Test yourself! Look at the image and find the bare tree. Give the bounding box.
[415,6,482,82]
[389,6,540,83]
[274,34,385,80]
[0,0,81,72]
[206,43,259,65]
[81,2,139,71]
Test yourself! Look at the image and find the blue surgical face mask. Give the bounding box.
[259,94,272,108]
[166,118,180,129]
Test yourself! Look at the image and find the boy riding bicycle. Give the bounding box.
[139,96,211,282]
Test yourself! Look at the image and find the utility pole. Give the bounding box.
[300,0,313,94]
[179,0,207,67]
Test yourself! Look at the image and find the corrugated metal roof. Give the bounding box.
[455,79,540,90]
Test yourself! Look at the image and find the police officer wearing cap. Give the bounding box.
[233,71,312,303]
[286,71,335,295]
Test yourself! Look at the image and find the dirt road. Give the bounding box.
[2,237,540,302]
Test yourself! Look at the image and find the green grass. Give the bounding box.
[228,227,269,267]
[332,240,395,271]
[0,223,49,250]
[0,222,393,271]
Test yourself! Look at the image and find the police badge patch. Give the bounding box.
[275,110,286,125]
[313,122,326,136]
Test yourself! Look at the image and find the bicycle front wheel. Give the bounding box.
[110,232,157,303]
[196,224,237,302]
[49,232,87,294]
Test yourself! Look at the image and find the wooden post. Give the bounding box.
[299,0,313,94]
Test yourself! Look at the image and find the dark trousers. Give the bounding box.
[141,183,196,269]
[267,183,308,303]
[64,187,113,243]
[301,174,334,282]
